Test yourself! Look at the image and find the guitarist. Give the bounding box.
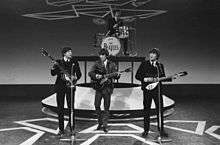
[135,48,175,138]
[50,47,82,137]
[88,49,120,133]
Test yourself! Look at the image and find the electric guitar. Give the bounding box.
[40,48,77,87]
[146,71,188,90]
[92,67,131,90]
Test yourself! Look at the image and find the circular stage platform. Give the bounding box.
[42,83,175,121]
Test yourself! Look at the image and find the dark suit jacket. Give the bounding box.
[51,58,82,91]
[88,59,119,93]
[135,60,169,90]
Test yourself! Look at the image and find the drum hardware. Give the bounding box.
[116,26,129,39]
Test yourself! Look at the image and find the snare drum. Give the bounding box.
[101,37,121,56]
[116,26,129,39]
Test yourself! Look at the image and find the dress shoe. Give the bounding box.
[96,124,103,130]
[141,131,148,138]
[160,131,169,138]
[103,127,108,133]
[57,130,65,138]
[124,52,129,56]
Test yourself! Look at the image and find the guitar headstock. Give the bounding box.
[177,71,188,77]
[124,67,132,73]
[40,48,55,62]
[40,48,49,57]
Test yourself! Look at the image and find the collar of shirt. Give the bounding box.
[64,57,70,62]
[150,60,157,67]
[103,59,108,68]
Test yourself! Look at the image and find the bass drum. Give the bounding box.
[101,37,121,56]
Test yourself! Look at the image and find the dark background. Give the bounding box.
[0,0,219,84]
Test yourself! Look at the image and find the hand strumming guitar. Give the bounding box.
[50,61,58,70]
[144,77,159,83]
[95,74,103,79]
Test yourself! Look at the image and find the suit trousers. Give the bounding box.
[143,88,164,134]
[94,87,112,127]
[56,87,75,132]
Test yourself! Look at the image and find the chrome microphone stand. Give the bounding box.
[153,62,172,144]
[60,62,85,144]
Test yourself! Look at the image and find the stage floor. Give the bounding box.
[0,97,219,145]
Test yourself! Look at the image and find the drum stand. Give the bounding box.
[60,65,85,144]
[152,64,172,145]
[128,27,137,56]
[127,17,137,56]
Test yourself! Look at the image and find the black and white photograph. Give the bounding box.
[0,0,219,145]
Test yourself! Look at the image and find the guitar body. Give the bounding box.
[60,72,77,87]
[61,71,70,83]
[91,67,132,90]
[146,82,159,90]
[62,74,77,87]
[91,78,111,90]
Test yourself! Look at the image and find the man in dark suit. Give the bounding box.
[51,47,82,137]
[89,49,120,133]
[135,48,174,138]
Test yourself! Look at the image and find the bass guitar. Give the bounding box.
[146,71,188,90]
[92,67,131,90]
[40,48,77,87]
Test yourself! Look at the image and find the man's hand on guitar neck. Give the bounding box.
[144,75,178,83]
[50,61,58,70]
[172,74,178,80]
[144,77,159,83]
[71,75,77,81]
[116,72,122,77]
[96,74,103,79]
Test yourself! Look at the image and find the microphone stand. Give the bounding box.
[60,62,85,144]
[153,62,172,144]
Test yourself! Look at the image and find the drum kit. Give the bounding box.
[93,17,137,56]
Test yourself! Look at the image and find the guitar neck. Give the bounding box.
[104,70,124,78]
[157,72,187,82]
[158,76,173,82]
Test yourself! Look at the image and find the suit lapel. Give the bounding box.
[106,61,110,74]
[97,60,106,74]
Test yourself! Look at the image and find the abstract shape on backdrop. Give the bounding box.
[23,0,167,20]
[151,120,206,135]
[0,127,44,145]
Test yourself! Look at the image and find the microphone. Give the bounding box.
[155,61,162,78]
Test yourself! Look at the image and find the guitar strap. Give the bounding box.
[101,61,107,74]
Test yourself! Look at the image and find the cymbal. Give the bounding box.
[92,18,106,25]
[122,17,137,23]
